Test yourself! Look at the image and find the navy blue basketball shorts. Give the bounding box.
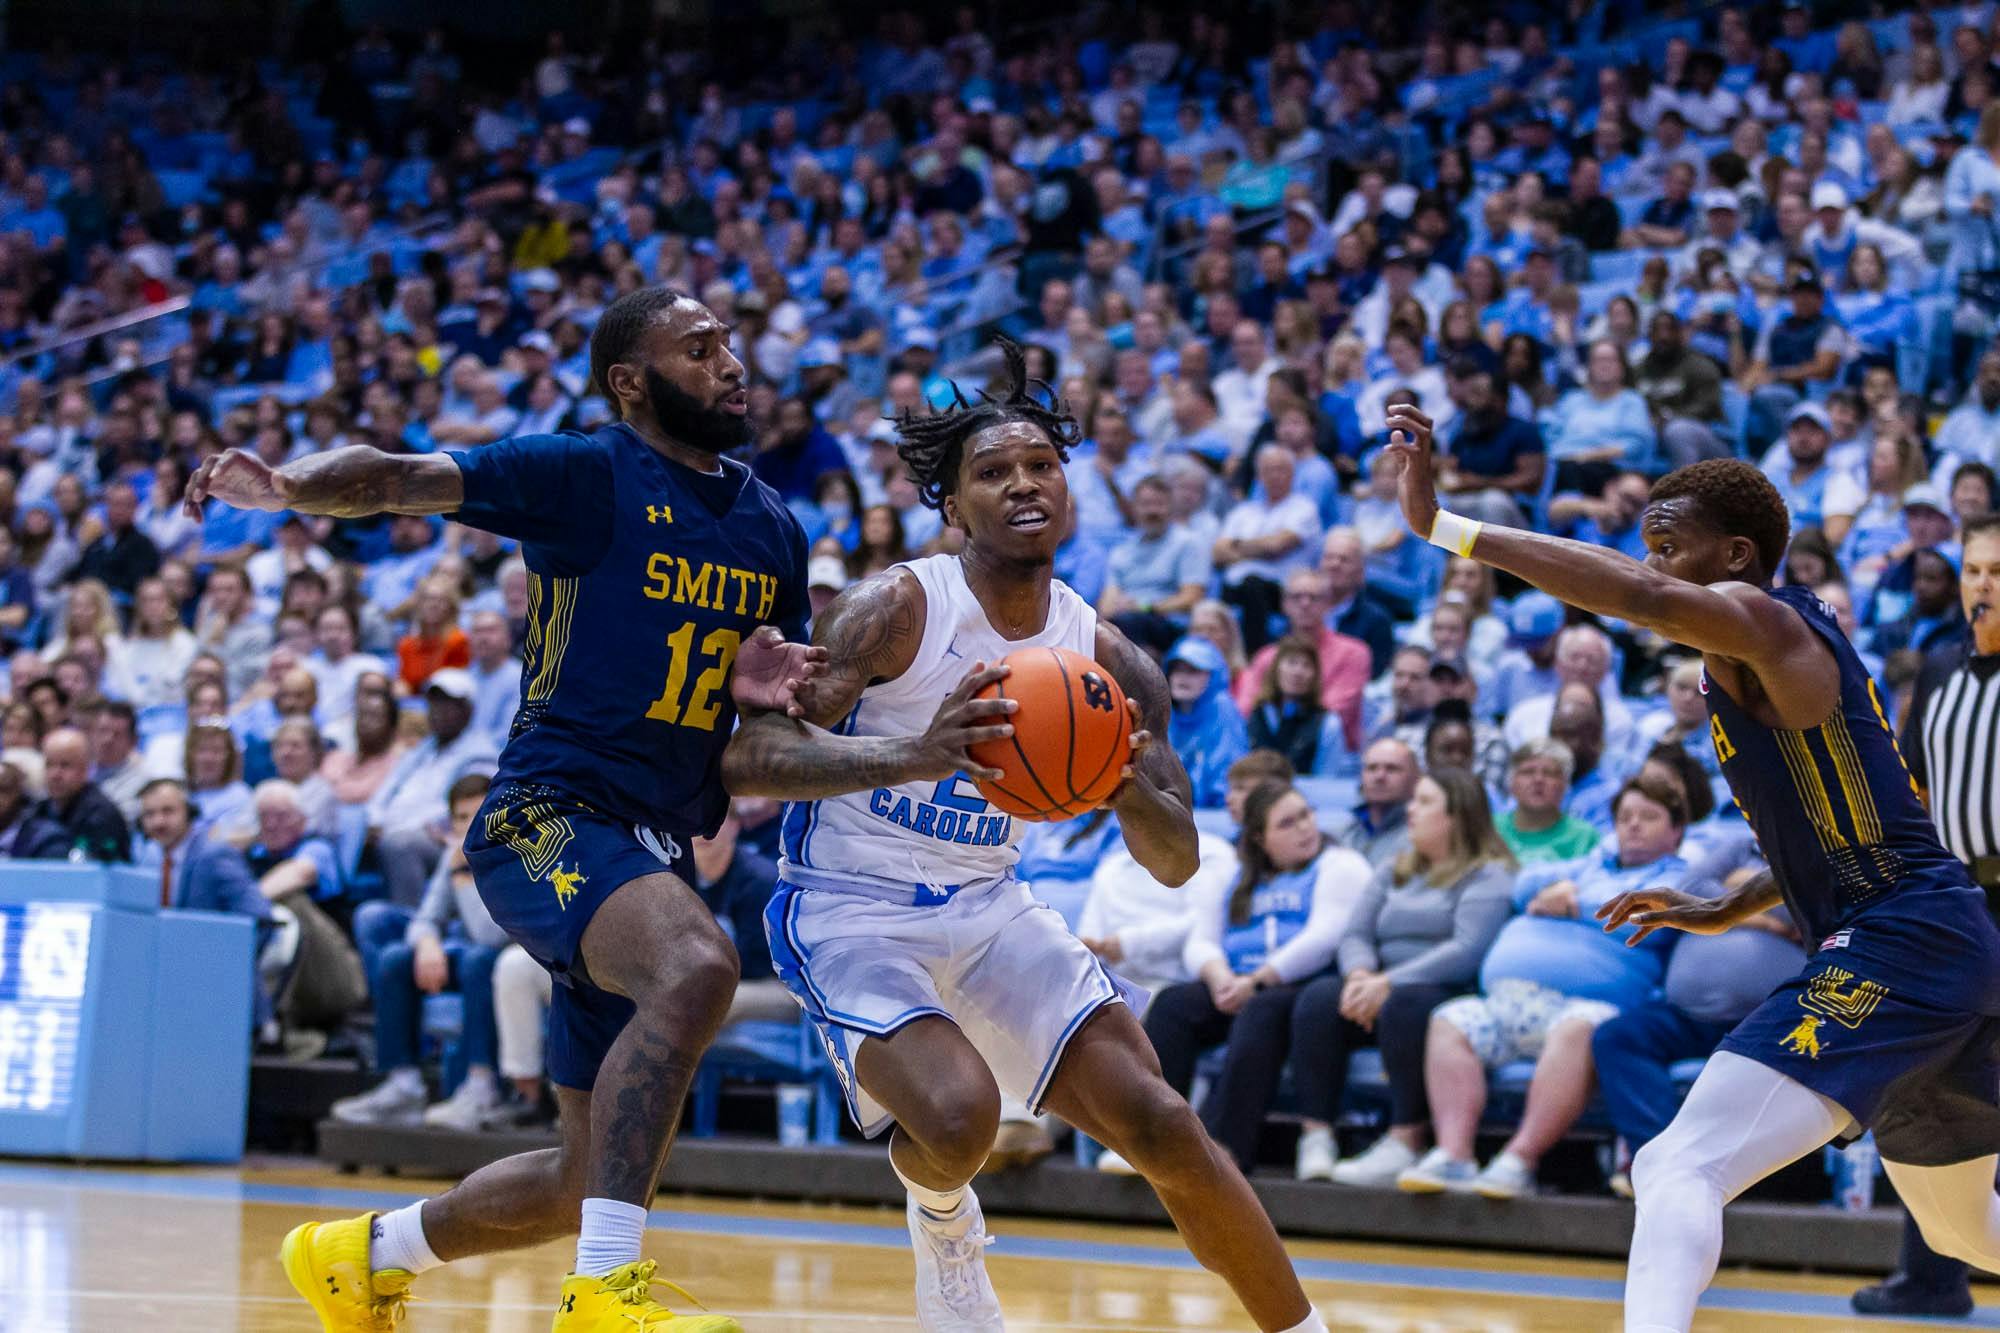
[464,783,694,1092]
[1720,888,2000,1167]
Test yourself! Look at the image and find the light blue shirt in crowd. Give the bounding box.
[1478,848,1693,1009]
[1542,388,1656,465]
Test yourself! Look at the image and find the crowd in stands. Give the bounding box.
[0,0,1993,1190]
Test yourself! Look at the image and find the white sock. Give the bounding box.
[892,1155,968,1220]
[368,1203,443,1276]
[1277,1309,1327,1333]
[575,1197,648,1278]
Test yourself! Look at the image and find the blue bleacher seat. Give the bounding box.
[335,804,386,902]
[1576,280,1623,322]
[156,170,209,209]
[1590,248,1653,286]
[384,159,435,208]
[689,1017,842,1145]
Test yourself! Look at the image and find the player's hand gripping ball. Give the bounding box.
[969,646,1133,821]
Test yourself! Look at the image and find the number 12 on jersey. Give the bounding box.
[645,622,741,731]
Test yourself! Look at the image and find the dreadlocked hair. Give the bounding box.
[589,285,693,402]
[891,335,1082,511]
[1649,458,1791,578]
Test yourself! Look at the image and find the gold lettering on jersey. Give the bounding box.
[673,558,715,608]
[642,552,673,599]
[1800,966,1888,1029]
[641,556,778,618]
[1709,713,1737,764]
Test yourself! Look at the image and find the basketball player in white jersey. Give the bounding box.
[723,341,1324,1333]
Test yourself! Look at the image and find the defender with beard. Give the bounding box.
[186,288,818,1333]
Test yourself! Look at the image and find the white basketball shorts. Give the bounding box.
[764,877,1130,1136]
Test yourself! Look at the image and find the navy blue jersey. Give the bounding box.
[452,423,809,837]
[1703,584,1973,943]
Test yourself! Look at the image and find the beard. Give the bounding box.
[644,367,751,455]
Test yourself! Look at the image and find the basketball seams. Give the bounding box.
[1053,647,1081,805]
[999,671,1068,817]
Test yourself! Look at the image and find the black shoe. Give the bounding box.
[1851,1275,1975,1317]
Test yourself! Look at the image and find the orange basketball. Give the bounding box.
[969,646,1133,822]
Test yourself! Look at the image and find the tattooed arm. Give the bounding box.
[722,568,1019,799]
[185,446,464,519]
[1096,619,1200,886]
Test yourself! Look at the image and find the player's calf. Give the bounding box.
[1090,1079,1214,1187]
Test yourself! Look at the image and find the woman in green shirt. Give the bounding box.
[1496,739,1602,864]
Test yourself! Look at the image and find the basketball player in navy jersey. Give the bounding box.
[1381,405,2000,1333]
[722,341,1327,1333]
[186,288,823,1333]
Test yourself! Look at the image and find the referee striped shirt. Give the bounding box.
[1904,645,2000,864]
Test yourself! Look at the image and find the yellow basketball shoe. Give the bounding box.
[279,1213,417,1331]
[551,1260,741,1332]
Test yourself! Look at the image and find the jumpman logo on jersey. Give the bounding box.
[645,504,673,525]
[550,863,587,909]
[1780,1014,1825,1060]
[942,636,963,660]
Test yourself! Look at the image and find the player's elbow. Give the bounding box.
[1144,831,1201,888]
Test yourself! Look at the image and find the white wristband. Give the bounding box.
[1428,510,1484,558]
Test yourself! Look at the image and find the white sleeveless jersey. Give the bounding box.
[777,554,1099,900]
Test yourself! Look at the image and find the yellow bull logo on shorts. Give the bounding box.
[1780,1014,1825,1060]
[550,863,587,910]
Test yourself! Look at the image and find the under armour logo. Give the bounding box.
[559,1294,576,1313]
[326,1277,341,1295]
[646,504,673,524]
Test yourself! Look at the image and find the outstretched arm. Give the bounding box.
[721,568,1015,799]
[186,446,463,519]
[1096,621,1200,887]
[1595,868,1785,946]
[1382,405,1821,674]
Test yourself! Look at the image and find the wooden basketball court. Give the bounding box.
[2,1159,1993,1331]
